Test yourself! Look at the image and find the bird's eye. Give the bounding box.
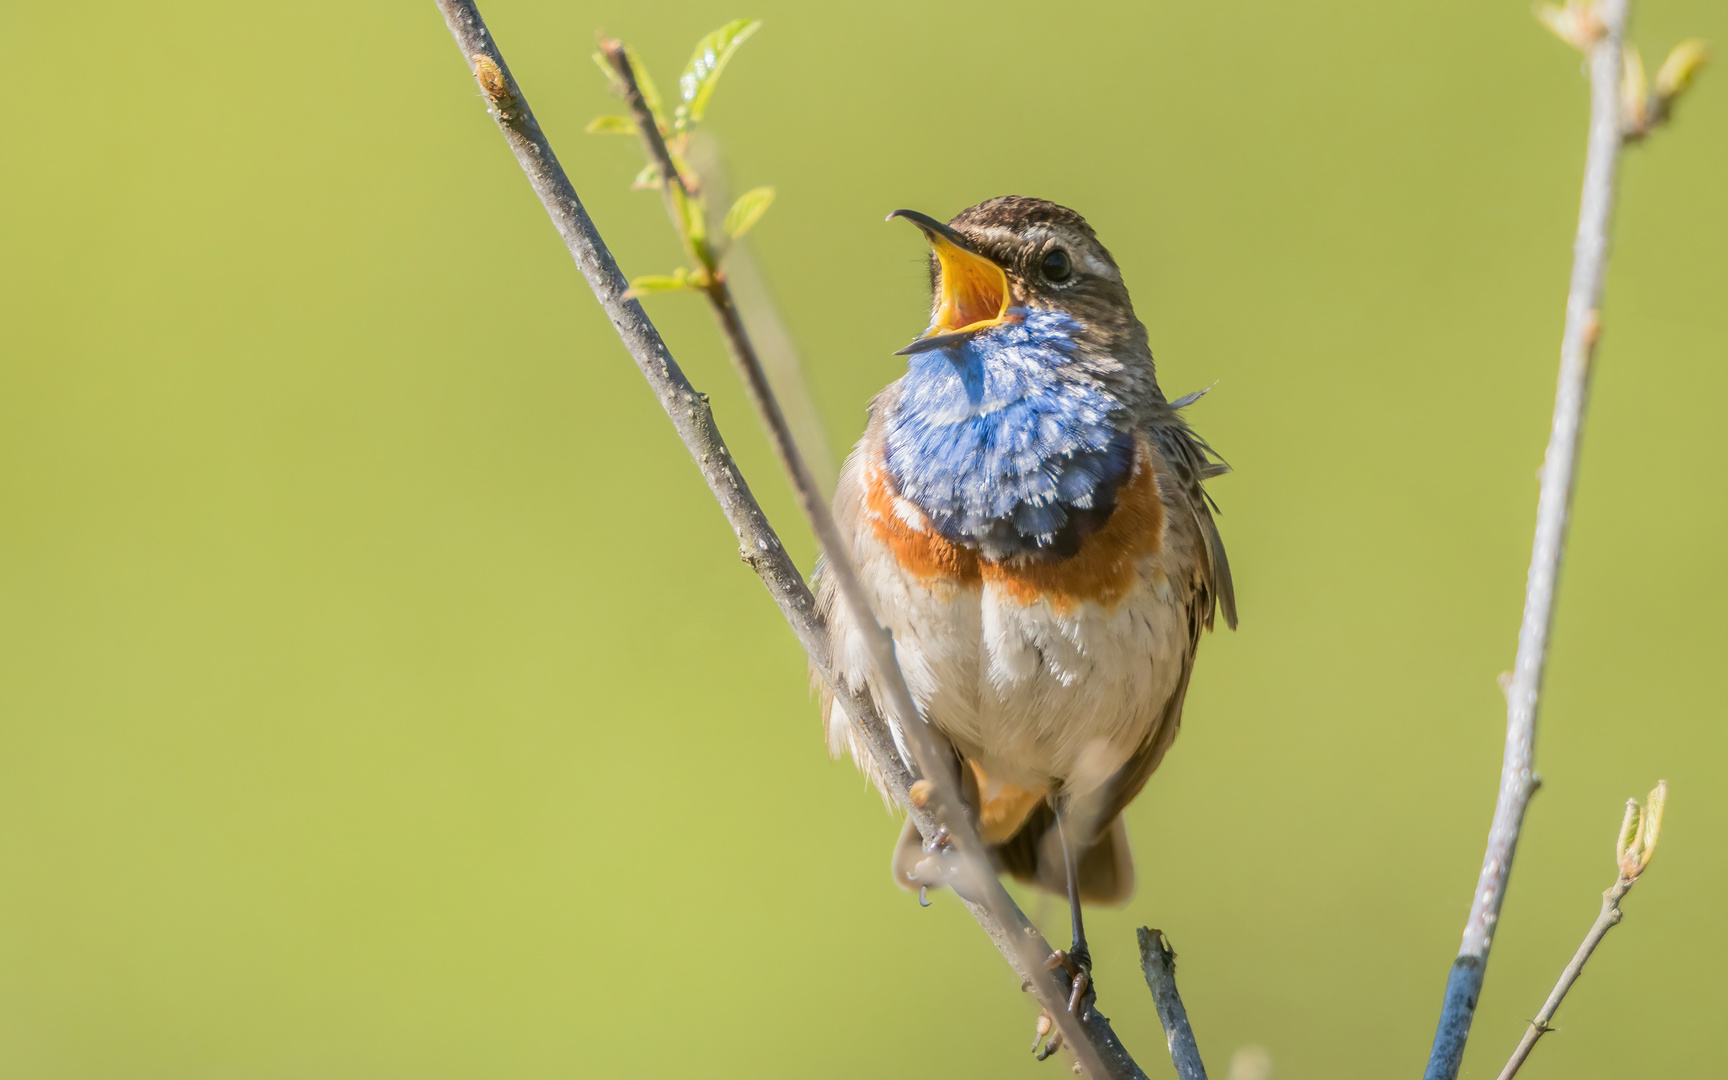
[1041,248,1072,283]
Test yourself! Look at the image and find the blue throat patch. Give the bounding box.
[884,309,1134,561]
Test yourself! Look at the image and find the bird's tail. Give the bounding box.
[888,809,1136,906]
[990,805,1136,906]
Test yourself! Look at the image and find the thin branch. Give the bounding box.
[1496,782,1667,1080]
[684,132,838,495]
[1496,874,1633,1080]
[597,38,1143,1079]
[1138,929,1208,1080]
[1423,4,1629,1077]
[717,241,838,493]
[431,4,1145,1074]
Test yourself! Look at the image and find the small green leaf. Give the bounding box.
[675,19,762,130]
[629,161,661,190]
[625,269,695,298]
[1615,799,1640,867]
[1638,780,1668,871]
[723,186,776,239]
[585,115,635,135]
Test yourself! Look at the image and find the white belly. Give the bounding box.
[949,562,1187,793]
[833,542,1189,797]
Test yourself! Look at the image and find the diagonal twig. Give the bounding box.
[1138,929,1208,1080]
[1422,3,1630,1077]
[594,33,1137,1077]
[432,3,1148,1075]
[1495,782,1667,1080]
[685,132,838,495]
[606,31,1157,1076]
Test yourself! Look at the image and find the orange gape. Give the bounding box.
[865,446,1165,616]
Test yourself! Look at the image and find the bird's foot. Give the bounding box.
[906,825,959,904]
[1031,1008,1064,1061]
[1045,946,1094,1020]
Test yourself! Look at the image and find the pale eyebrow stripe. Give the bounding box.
[967,225,1120,282]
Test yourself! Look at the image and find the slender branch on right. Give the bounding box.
[1138,929,1208,1080]
[1496,782,1667,1080]
[1421,4,1626,1074]
[1423,5,1705,1075]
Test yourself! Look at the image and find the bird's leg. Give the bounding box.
[1043,803,1094,1019]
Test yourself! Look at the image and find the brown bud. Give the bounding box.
[471,55,516,120]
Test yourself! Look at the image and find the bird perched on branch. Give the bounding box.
[817,196,1236,1013]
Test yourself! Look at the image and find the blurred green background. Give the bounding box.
[3,2,1723,1077]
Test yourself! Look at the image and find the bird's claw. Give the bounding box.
[1031,1009,1064,1061]
[908,826,961,900]
[1044,948,1095,1021]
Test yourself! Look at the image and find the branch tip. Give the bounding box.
[1616,780,1666,879]
[1496,779,1671,1080]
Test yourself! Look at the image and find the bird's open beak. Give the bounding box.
[887,209,1015,355]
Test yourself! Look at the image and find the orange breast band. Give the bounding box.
[866,448,1164,615]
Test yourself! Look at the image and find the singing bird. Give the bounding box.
[816,197,1236,999]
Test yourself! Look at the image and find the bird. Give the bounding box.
[815,196,1236,1014]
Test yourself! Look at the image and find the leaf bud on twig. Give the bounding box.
[1537,1,1606,52]
[1614,779,1667,879]
[1654,39,1710,104]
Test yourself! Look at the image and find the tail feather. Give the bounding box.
[992,808,1136,906]
[892,806,1137,906]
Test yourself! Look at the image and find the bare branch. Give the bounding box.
[1423,5,1629,1074]
[1496,782,1667,1080]
[1138,929,1208,1080]
[596,36,1146,1077]
[432,3,1146,1074]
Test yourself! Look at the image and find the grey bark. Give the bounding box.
[1138,929,1208,1080]
[1422,3,1629,1077]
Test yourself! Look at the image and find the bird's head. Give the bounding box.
[888,196,1149,362]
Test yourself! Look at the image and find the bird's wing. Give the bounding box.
[1149,421,1237,631]
[1076,421,1233,838]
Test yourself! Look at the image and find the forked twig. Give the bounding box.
[595,33,1141,1078]
[433,3,1147,1075]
